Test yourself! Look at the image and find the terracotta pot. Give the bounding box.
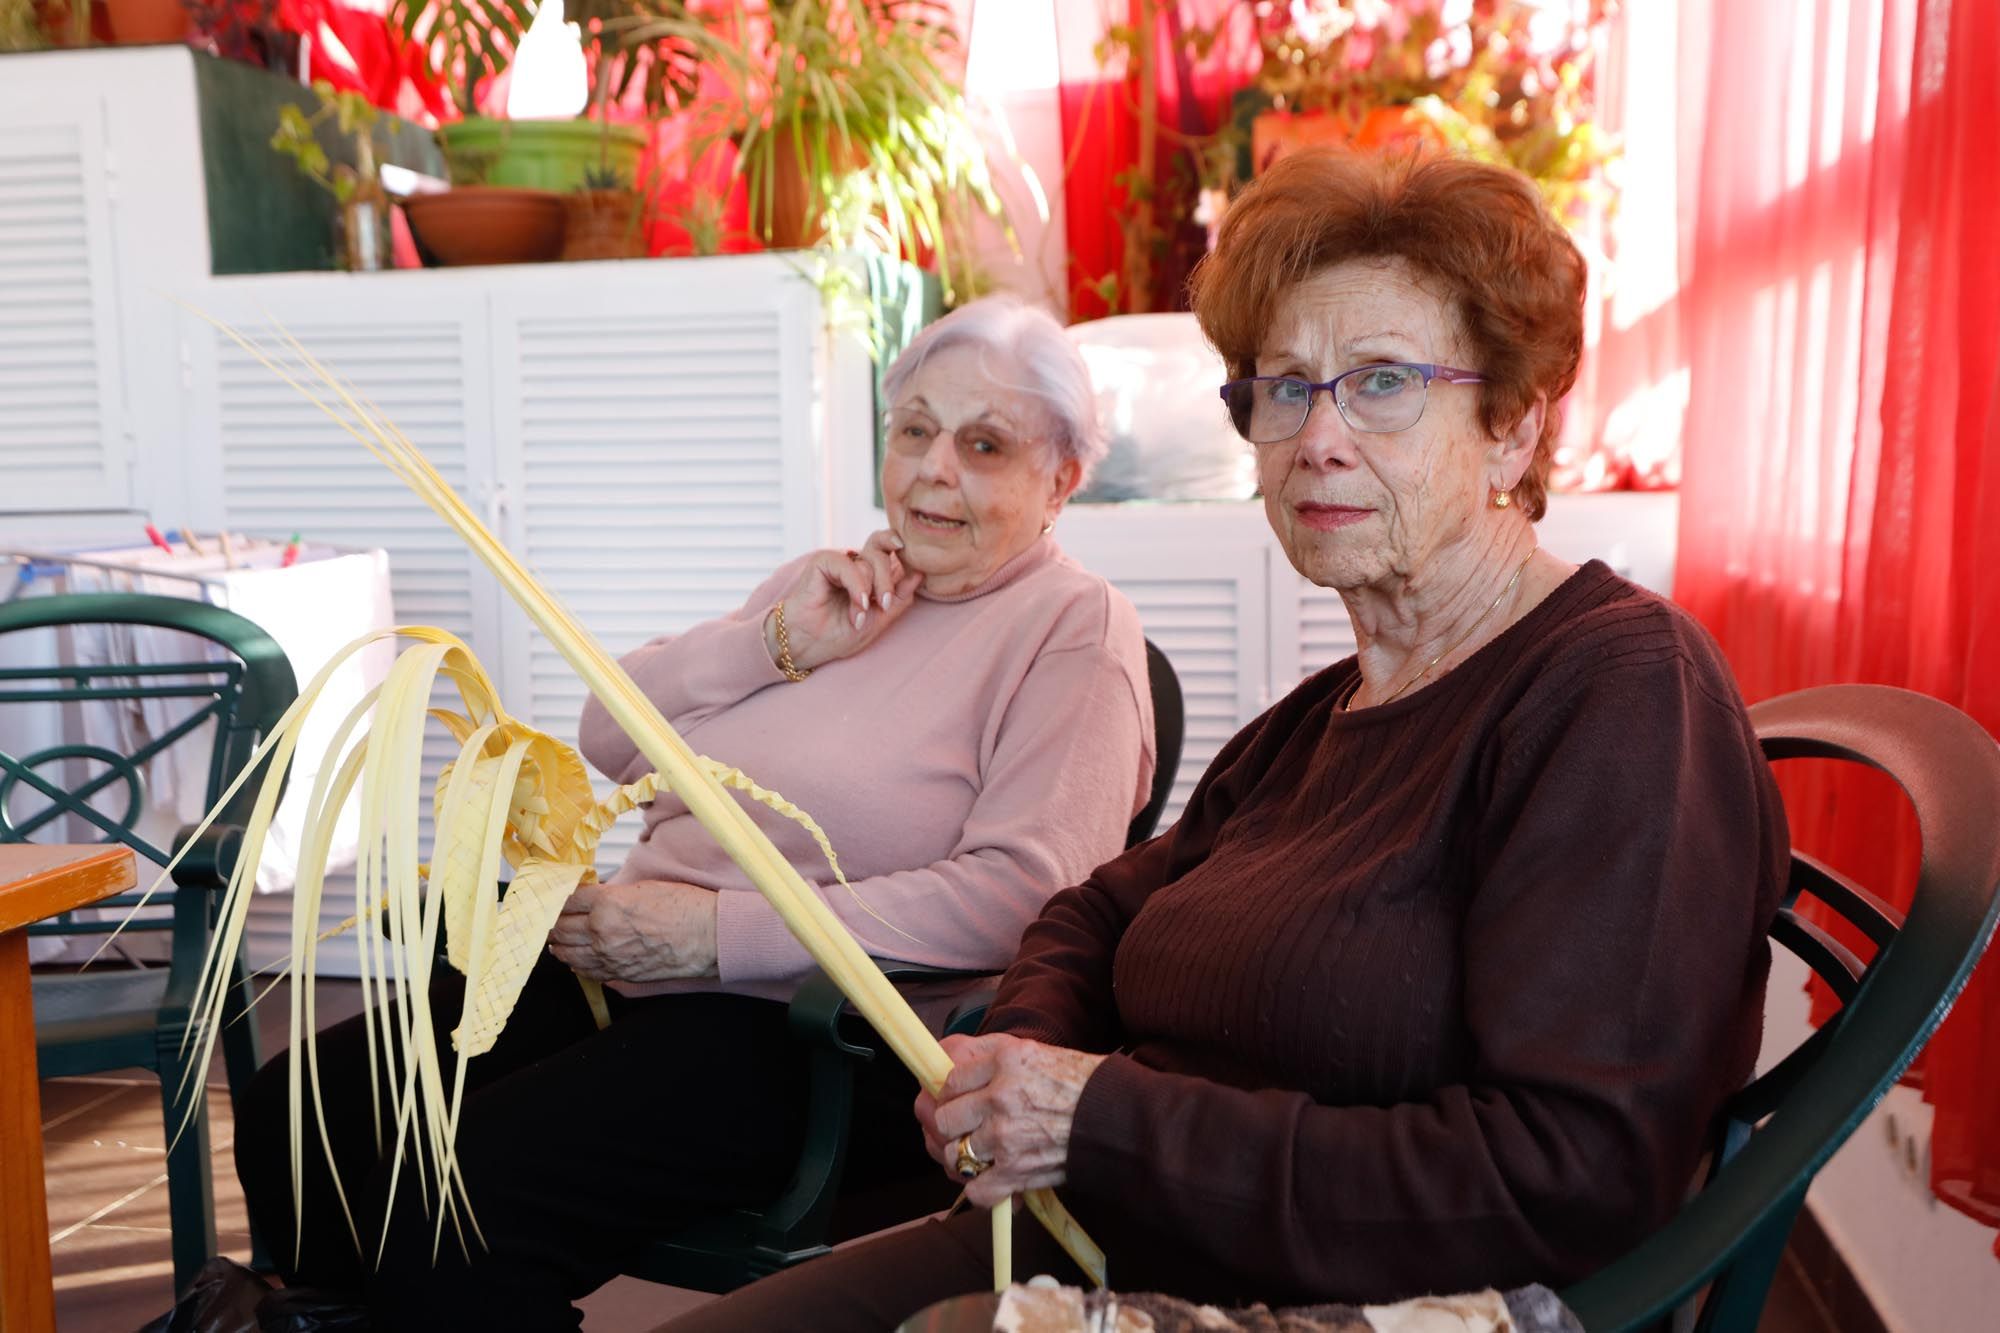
[103,0,188,44]
[402,187,567,267]
[758,125,867,250]
[1250,106,1447,174]
[561,189,647,261]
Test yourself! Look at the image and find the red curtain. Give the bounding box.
[1671,0,2000,1242]
[1052,1,1260,320]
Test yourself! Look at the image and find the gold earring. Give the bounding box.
[1491,489,1513,509]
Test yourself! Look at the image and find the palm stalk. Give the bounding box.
[148,315,1104,1287]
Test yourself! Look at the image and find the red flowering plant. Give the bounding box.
[1250,0,1619,223]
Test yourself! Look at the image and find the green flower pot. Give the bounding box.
[439,118,648,192]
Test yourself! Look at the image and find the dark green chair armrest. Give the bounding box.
[168,823,247,892]
[662,962,1000,1288]
[787,969,879,1055]
[877,964,1002,1038]
[160,824,253,1023]
[787,963,1003,1051]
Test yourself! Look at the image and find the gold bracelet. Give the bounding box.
[771,602,811,682]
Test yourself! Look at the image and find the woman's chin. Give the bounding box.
[1283,536,1379,591]
[901,519,979,562]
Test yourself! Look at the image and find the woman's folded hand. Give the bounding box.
[548,880,720,983]
[917,1032,1109,1208]
[766,528,926,672]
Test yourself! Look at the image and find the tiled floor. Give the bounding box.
[38,978,1856,1333]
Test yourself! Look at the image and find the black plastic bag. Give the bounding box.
[136,1258,370,1333]
[137,1259,270,1333]
[253,1285,371,1333]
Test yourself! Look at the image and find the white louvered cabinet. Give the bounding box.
[1057,506,1277,829]
[177,281,501,900]
[178,256,866,888]
[0,48,220,522]
[488,262,835,871]
[0,89,129,509]
[171,281,496,968]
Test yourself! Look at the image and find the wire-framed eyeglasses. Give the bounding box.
[1218,363,1485,443]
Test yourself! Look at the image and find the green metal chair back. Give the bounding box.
[1,593,296,933]
[1562,684,2000,1332]
[0,591,298,1295]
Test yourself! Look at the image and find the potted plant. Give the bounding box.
[386,0,535,117]
[270,82,400,271]
[400,0,701,194]
[562,164,648,259]
[672,0,1005,301]
[375,0,707,265]
[1243,1,1619,224]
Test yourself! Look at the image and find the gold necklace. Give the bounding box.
[1360,548,1537,709]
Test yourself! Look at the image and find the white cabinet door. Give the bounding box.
[1109,546,1270,830]
[1059,508,1273,831]
[180,282,504,934]
[0,90,129,510]
[181,282,501,646]
[1290,576,1359,683]
[488,260,829,874]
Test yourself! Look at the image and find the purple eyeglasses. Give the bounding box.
[1218,363,1485,442]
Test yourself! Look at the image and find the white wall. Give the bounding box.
[1761,952,2000,1330]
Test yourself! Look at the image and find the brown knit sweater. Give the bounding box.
[986,561,1788,1307]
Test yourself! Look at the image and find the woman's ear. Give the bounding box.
[1491,394,1546,492]
[1049,456,1083,513]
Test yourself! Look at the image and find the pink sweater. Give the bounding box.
[576,536,1156,1001]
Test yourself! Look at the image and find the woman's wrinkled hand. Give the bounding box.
[914,1033,1108,1208]
[547,880,719,983]
[765,529,925,673]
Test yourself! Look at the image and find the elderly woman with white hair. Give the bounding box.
[232,294,1157,1330]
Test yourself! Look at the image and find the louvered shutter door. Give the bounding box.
[490,267,824,878]
[0,99,128,510]
[185,290,497,971]
[1297,581,1359,680]
[1056,513,1273,832]
[1111,561,1268,827]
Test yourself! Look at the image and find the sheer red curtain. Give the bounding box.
[1051,1,1258,319]
[1672,0,2000,1242]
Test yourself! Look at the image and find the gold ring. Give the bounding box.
[954,1134,990,1179]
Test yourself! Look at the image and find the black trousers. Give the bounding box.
[233,955,926,1331]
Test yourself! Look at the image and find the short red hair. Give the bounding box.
[1188,149,1586,519]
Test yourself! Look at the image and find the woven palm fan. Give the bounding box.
[121,321,1101,1291]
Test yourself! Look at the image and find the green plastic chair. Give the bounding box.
[628,639,1187,1293]
[1563,683,2000,1332]
[0,592,298,1295]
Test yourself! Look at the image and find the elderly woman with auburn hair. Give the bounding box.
[660,150,1788,1329]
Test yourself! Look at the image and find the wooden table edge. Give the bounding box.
[0,846,139,933]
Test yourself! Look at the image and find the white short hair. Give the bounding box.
[881,294,1107,482]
